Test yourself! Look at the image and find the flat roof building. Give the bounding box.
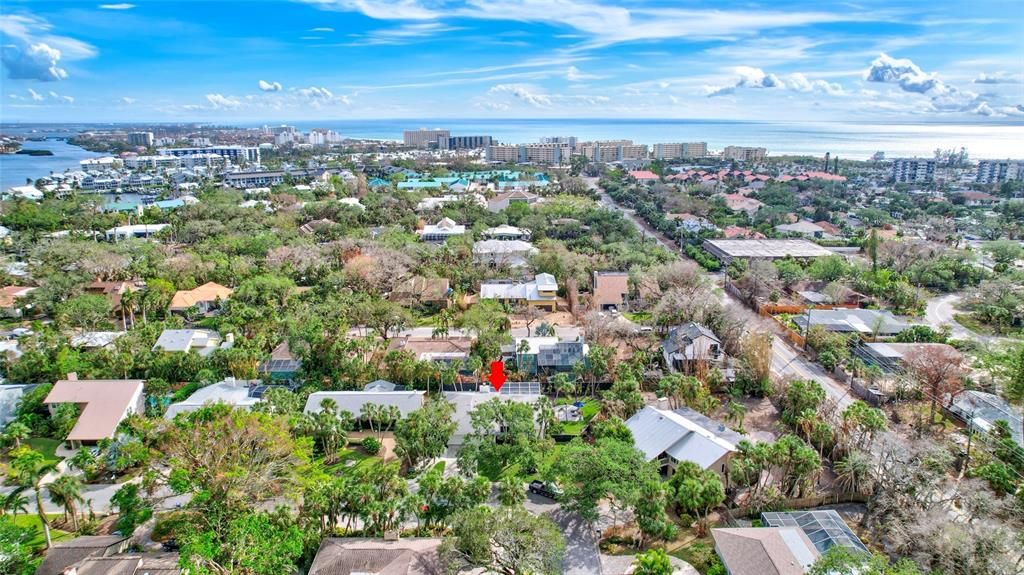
[653,142,708,160]
[304,391,427,418]
[702,239,833,264]
[403,128,450,148]
[722,146,767,162]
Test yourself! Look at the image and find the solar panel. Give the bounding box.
[499,381,541,395]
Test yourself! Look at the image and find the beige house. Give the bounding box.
[625,405,743,480]
[592,271,629,311]
[169,281,233,314]
[479,273,558,312]
[44,375,145,447]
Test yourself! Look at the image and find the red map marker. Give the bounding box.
[488,360,507,392]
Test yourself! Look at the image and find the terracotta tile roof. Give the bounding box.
[629,170,659,180]
[0,285,34,308]
[169,282,233,311]
[44,379,144,442]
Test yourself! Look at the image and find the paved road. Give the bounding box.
[591,178,854,407]
[924,292,1018,345]
[550,508,604,575]
[0,483,189,514]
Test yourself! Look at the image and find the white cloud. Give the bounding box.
[864,53,946,94]
[706,66,783,97]
[347,22,461,45]
[294,86,351,106]
[99,3,136,9]
[787,72,844,95]
[48,90,73,103]
[205,93,241,108]
[120,96,136,104]
[566,65,601,82]
[974,72,1022,85]
[488,83,552,107]
[299,0,870,48]
[309,27,334,32]
[0,15,97,81]
[27,88,43,101]
[258,80,283,92]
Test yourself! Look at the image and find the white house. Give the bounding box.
[626,405,743,479]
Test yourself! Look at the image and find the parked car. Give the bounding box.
[528,480,562,500]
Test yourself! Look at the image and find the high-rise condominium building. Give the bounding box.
[539,136,578,149]
[438,135,493,150]
[578,140,649,162]
[976,160,1024,184]
[722,146,768,162]
[158,146,261,164]
[653,142,708,160]
[890,158,936,183]
[128,131,154,147]
[486,143,572,164]
[403,129,451,148]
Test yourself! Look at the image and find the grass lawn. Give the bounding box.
[553,399,600,436]
[670,538,724,575]
[322,448,381,475]
[954,313,1024,339]
[623,311,652,324]
[25,438,64,467]
[9,514,74,550]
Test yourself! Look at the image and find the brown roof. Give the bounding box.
[35,536,129,575]
[711,528,819,575]
[389,276,451,305]
[814,221,842,235]
[85,281,141,311]
[44,379,144,442]
[308,538,445,575]
[169,282,233,311]
[592,272,629,308]
[389,337,472,361]
[0,285,34,308]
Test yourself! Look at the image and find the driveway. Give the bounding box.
[551,508,604,575]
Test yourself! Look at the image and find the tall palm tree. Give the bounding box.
[48,475,85,531]
[11,450,56,548]
[120,287,137,329]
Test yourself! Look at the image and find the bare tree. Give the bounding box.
[904,344,965,427]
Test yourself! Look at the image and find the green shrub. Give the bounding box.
[362,436,381,456]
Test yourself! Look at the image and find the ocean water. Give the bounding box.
[0,137,104,193]
[3,119,1023,191]
[277,119,1024,160]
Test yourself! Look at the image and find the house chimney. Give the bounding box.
[656,397,669,410]
[67,372,78,381]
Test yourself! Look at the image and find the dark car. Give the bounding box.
[528,480,562,500]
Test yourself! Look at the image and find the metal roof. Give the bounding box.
[625,406,741,470]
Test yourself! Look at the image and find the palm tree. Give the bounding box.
[10,449,56,548]
[2,487,30,518]
[120,287,137,329]
[725,401,746,430]
[552,373,575,404]
[834,451,873,495]
[48,475,85,531]
[4,421,30,449]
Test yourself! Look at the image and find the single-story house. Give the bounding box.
[163,378,262,420]
[444,390,542,446]
[43,375,145,447]
[307,538,444,575]
[35,535,131,575]
[761,510,869,555]
[69,331,126,349]
[482,224,531,241]
[712,527,819,575]
[168,281,233,314]
[152,329,229,357]
[0,285,35,317]
[625,405,743,479]
[663,322,723,372]
[418,218,466,243]
[948,390,1023,448]
[105,224,169,241]
[479,273,558,311]
[473,239,538,268]
[775,220,829,239]
[388,336,473,365]
[388,276,451,309]
[257,340,303,382]
[792,308,910,336]
[487,190,542,212]
[304,391,427,419]
[591,271,629,311]
[629,170,659,184]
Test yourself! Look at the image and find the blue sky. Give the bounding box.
[1,0,1022,122]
